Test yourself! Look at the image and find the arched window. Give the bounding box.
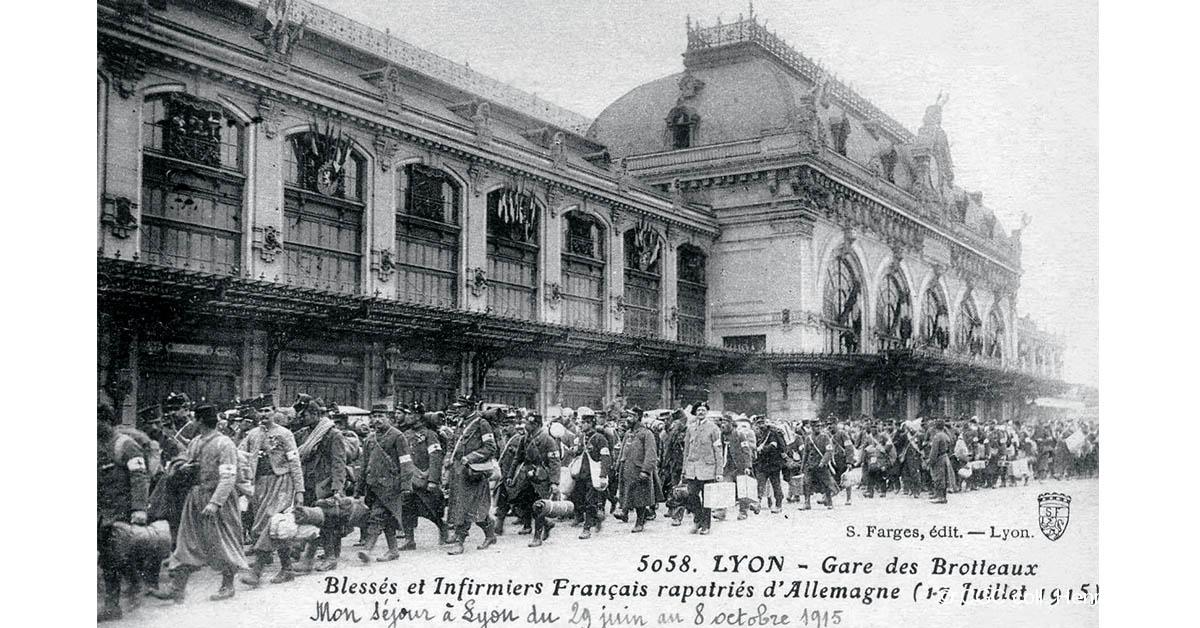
[876,269,912,350]
[624,225,663,338]
[677,245,708,345]
[920,284,950,350]
[561,211,605,329]
[956,294,983,356]
[667,106,698,150]
[283,126,365,293]
[822,253,862,354]
[986,306,1006,361]
[140,93,245,274]
[487,187,540,320]
[396,164,460,308]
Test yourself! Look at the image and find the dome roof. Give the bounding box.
[588,55,802,158]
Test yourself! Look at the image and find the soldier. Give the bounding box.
[926,419,954,504]
[98,402,150,622]
[356,409,415,563]
[238,410,304,587]
[660,410,688,525]
[494,413,527,535]
[444,403,500,555]
[151,405,248,603]
[569,407,611,539]
[510,413,562,547]
[291,396,347,573]
[617,410,660,533]
[753,416,786,513]
[399,411,449,547]
[799,419,835,510]
[722,416,757,520]
[681,403,722,534]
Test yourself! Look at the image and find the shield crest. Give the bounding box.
[1037,492,1071,541]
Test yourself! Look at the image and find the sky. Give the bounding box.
[312,0,1099,387]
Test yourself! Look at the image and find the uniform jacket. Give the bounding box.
[239,424,304,492]
[515,428,562,497]
[659,423,687,485]
[402,425,444,488]
[98,432,150,525]
[359,426,416,495]
[445,413,499,525]
[576,430,612,481]
[187,429,240,508]
[724,429,756,476]
[754,425,787,472]
[296,420,348,499]
[682,418,724,481]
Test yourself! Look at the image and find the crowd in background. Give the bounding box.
[97,390,1099,621]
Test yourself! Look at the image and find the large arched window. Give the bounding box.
[876,269,912,350]
[956,294,983,356]
[822,253,863,354]
[920,284,950,350]
[986,306,1006,361]
[396,164,460,308]
[140,93,245,274]
[283,126,365,293]
[487,187,540,320]
[561,211,605,329]
[677,245,708,345]
[624,225,663,338]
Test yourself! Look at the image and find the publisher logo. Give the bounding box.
[1037,492,1071,541]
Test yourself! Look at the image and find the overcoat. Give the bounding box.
[445,413,499,526]
[618,425,662,509]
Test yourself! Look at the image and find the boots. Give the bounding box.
[477,520,497,550]
[437,524,451,545]
[517,521,533,535]
[150,569,190,604]
[269,548,295,584]
[579,525,592,540]
[845,488,852,506]
[294,546,316,574]
[493,516,506,536]
[357,529,381,563]
[376,529,401,561]
[398,529,418,552]
[802,495,812,511]
[241,555,268,588]
[99,580,122,622]
[446,534,466,556]
[528,520,543,547]
[210,571,235,601]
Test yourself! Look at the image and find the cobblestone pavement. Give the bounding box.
[103,478,1099,628]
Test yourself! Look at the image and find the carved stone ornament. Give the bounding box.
[544,282,563,308]
[667,306,679,329]
[616,158,632,193]
[467,267,488,297]
[254,224,284,263]
[611,294,626,319]
[468,162,489,197]
[678,72,706,101]
[99,39,147,100]
[361,64,404,115]
[550,132,567,170]
[374,134,401,172]
[472,101,493,145]
[254,96,285,139]
[546,187,563,219]
[100,194,139,238]
[372,247,396,282]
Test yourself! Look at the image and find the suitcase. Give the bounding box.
[108,520,172,563]
[702,481,736,509]
[735,475,758,500]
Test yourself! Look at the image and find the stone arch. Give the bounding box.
[817,241,869,354]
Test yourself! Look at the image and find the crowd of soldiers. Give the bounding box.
[97,391,1099,622]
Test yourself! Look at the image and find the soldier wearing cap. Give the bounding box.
[616,407,661,533]
[356,407,416,563]
[151,404,248,603]
[444,400,500,555]
[494,410,528,535]
[98,402,150,622]
[237,409,304,587]
[569,407,611,539]
[510,412,563,547]
[925,419,953,504]
[753,416,786,513]
[799,418,835,510]
[399,411,449,548]
[291,395,348,572]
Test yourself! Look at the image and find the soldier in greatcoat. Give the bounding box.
[443,406,500,555]
[399,411,449,548]
[800,419,835,510]
[925,419,954,503]
[98,402,150,622]
[569,407,611,539]
[510,413,563,547]
[291,396,347,573]
[151,405,248,603]
[356,410,415,563]
[617,411,661,532]
[494,415,527,535]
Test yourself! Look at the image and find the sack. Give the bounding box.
[787,473,806,497]
[293,524,321,542]
[466,459,501,484]
[1065,430,1086,456]
[735,475,758,500]
[108,520,171,564]
[293,506,325,526]
[558,466,575,496]
[969,460,987,470]
[957,466,973,479]
[268,512,299,541]
[954,438,969,460]
[840,467,863,488]
[702,482,736,509]
[1009,458,1031,478]
[568,455,584,478]
[533,499,575,519]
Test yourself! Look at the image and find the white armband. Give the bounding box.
[218,463,237,477]
[427,444,442,454]
[286,450,299,461]
[126,457,146,472]
[398,454,412,464]
[482,433,495,443]
[599,447,610,456]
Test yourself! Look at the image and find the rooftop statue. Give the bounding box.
[916,92,954,187]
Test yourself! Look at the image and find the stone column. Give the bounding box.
[98,82,143,260]
[789,371,819,421]
[860,382,875,418]
[368,142,399,300]
[462,172,490,313]
[541,192,564,325]
[661,240,679,341]
[905,386,920,420]
[610,217,627,334]
[249,102,286,284]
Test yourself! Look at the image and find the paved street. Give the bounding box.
[105,478,1098,628]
